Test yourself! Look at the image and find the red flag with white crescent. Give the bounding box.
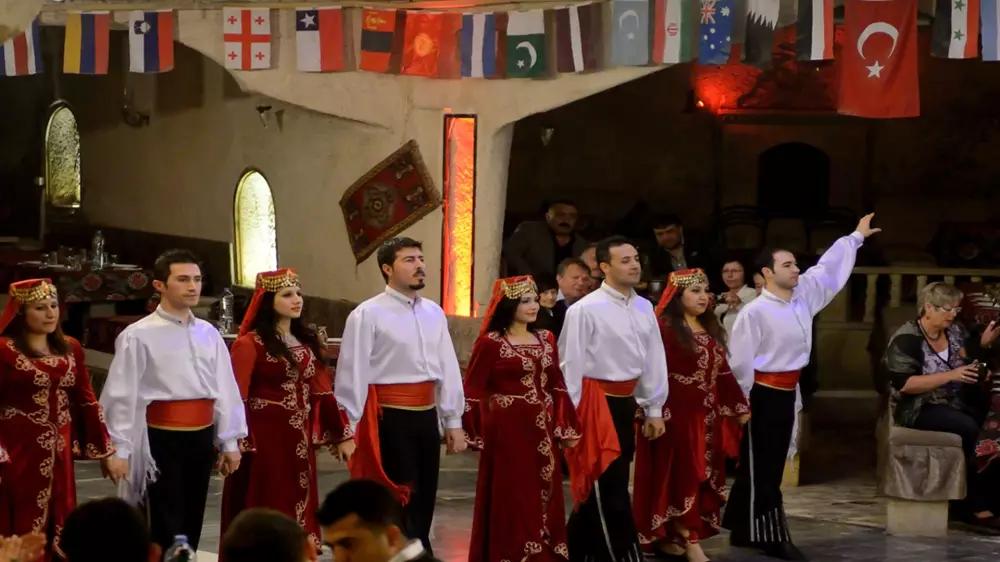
[838,0,919,118]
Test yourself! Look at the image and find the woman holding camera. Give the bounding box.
[884,282,1000,528]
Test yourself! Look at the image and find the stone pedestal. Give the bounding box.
[886,498,950,537]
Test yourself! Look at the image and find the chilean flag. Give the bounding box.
[0,19,43,77]
[296,8,345,72]
[129,11,175,73]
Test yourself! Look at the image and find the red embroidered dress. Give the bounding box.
[464,330,582,562]
[0,337,114,560]
[221,332,352,549]
[633,326,749,547]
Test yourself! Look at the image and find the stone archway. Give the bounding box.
[757,142,830,218]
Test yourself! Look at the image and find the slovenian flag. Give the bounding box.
[460,13,498,78]
[0,19,43,77]
[129,10,175,73]
[64,11,110,75]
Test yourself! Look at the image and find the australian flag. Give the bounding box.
[699,0,734,65]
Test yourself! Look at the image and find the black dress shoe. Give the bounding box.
[728,535,752,548]
[763,542,808,561]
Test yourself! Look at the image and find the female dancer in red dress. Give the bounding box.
[633,269,750,562]
[464,275,582,562]
[0,278,114,560]
[220,269,355,551]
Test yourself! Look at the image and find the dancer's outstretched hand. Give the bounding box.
[855,213,882,238]
[333,439,356,462]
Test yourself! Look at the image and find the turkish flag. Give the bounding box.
[401,12,461,78]
[838,0,919,118]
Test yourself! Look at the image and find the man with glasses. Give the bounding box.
[723,214,881,561]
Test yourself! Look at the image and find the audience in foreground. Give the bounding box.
[222,508,317,562]
[317,479,439,562]
[61,498,160,562]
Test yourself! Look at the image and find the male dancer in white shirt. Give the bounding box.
[101,249,247,552]
[335,237,466,556]
[559,236,669,562]
[723,214,881,560]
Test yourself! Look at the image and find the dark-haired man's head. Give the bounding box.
[579,244,601,290]
[755,247,800,292]
[153,249,203,312]
[222,508,315,562]
[376,238,426,292]
[545,200,579,236]
[62,498,161,562]
[317,480,412,562]
[652,214,684,251]
[556,258,590,303]
[596,236,641,290]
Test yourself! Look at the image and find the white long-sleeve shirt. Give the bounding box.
[334,287,465,429]
[100,306,247,459]
[558,282,668,417]
[728,232,865,397]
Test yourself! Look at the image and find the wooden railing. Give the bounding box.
[853,266,1000,323]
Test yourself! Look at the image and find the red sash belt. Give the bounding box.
[754,370,801,391]
[597,379,638,397]
[347,383,437,507]
[564,377,629,509]
[146,399,215,430]
[375,382,436,409]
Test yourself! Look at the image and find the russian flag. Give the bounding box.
[0,19,43,77]
[460,13,498,78]
[129,10,175,73]
[63,11,110,75]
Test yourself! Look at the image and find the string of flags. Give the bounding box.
[0,1,996,116]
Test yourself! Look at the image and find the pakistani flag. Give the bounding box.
[506,10,546,77]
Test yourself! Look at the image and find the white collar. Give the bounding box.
[760,288,793,304]
[599,281,635,303]
[388,539,426,562]
[155,305,195,325]
[385,285,420,307]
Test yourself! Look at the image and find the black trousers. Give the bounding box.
[145,426,217,552]
[913,404,998,515]
[723,385,796,546]
[568,395,642,562]
[378,407,441,555]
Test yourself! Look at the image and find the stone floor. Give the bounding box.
[74,444,1000,562]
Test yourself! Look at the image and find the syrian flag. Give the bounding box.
[796,0,833,60]
[931,0,979,59]
[743,0,779,68]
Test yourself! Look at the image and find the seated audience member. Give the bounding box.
[884,282,1000,529]
[532,274,560,333]
[647,214,711,280]
[714,258,758,333]
[61,498,160,562]
[535,258,591,336]
[222,508,316,562]
[503,200,588,278]
[752,272,765,295]
[317,480,438,562]
[579,244,602,291]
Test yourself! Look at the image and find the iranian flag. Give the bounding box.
[652,0,695,64]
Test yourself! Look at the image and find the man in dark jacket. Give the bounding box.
[503,200,588,278]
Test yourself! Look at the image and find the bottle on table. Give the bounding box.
[90,230,106,270]
[164,535,196,562]
[219,287,235,334]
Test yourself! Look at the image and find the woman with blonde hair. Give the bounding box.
[884,281,1000,528]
